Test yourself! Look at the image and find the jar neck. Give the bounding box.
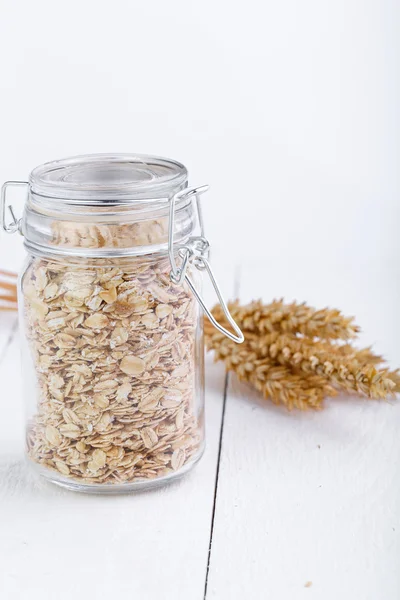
[22,192,197,259]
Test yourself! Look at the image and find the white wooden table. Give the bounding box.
[0,235,399,600]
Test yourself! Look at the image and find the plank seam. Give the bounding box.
[203,263,241,599]
[203,371,229,600]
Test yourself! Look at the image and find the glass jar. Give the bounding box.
[1,154,243,493]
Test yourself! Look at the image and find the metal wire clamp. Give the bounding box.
[1,181,28,234]
[168,186,244,344]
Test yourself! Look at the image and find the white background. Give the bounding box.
[0,0,399,265]
[0,1,399,599]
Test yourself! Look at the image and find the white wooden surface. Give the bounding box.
[0,239,399,599]
[207,260,400,599]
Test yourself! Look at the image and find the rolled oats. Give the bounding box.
[23,254,204,487]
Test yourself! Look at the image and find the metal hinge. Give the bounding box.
[168,186,244,344]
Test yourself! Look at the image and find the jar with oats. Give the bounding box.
[1,154,243,493]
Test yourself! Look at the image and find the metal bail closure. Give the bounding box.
[168,186,244,344]
[1,181,28,234]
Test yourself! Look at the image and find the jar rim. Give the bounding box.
[29,153,188,205]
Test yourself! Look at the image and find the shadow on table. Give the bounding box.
[0,454,189,501]
[0,454,59,499]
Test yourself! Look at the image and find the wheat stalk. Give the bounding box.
[0,270,17,311]
[209,336,337,409]
[251,333,397,399]
[206,300,399,408]
[209,299,360,340]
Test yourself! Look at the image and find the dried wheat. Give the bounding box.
[208,299,359,340]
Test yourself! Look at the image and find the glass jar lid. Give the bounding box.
[29,154,188,205]
[14,154,194,258]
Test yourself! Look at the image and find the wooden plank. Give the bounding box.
[206,259,400,600]
[0,256,235,600]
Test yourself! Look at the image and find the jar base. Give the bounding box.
[27,444,205,494]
